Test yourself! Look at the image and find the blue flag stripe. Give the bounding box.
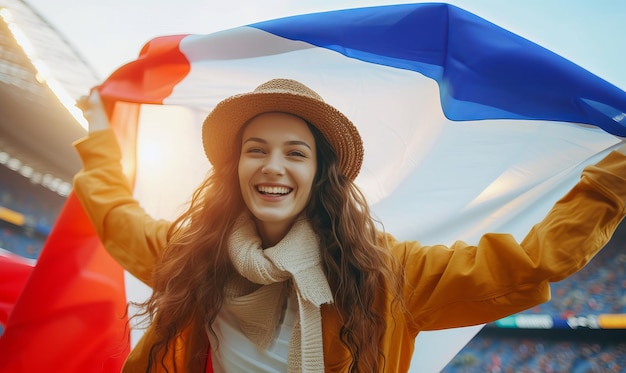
[251,3,626,136]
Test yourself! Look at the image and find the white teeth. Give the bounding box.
[257,185,291,195]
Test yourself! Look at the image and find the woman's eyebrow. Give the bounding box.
[285,140,312,150]
[243,137,267,145]
[243,137,312,150]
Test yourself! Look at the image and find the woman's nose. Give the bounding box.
[261,153,285,176]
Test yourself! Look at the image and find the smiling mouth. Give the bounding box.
[256,185,292,196]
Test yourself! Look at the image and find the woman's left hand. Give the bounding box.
[76,87,109,133]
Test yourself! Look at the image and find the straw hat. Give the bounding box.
[202,78,364,181]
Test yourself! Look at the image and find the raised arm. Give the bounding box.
[73,90,170,287]
[387,142,626,333]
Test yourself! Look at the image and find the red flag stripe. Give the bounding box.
[0,193,130,373]
[99,34,191,104]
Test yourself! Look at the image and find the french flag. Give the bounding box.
[1,3,625,373]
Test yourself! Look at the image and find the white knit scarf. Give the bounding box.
[226,214,333,373]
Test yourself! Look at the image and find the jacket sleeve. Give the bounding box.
[387,150,626,333]
[72,129,170,287]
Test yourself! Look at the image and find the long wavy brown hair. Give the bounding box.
[140,121,405,372]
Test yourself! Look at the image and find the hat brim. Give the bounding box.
[202,90,363,180]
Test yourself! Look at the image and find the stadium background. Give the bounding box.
[0,1,624,371]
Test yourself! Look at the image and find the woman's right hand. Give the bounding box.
[76,88,110,133]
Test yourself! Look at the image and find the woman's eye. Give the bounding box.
[288,150,306,157]
[246,147,265,154]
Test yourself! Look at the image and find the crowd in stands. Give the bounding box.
[0,221,46,259]
[444,225,626,371]
[443,334,626,373]
[0,165,65,259]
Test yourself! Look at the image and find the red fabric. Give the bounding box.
[0,194,130,373]
[206,345,213,373]
[0,252,33,325]
[99,34,190,105]
[0,34,192,373]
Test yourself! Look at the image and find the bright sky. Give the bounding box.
[26,0,626,91]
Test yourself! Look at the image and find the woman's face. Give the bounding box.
[238,112,317,245]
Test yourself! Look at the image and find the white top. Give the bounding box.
[209,294,297,372]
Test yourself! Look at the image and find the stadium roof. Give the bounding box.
[0,0,100,196]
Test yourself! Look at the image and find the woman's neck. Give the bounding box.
[254,220,293,248]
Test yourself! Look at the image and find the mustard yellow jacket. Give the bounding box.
[73,130,626,372]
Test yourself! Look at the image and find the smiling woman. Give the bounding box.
[237,113,318,246]
[1,1,624,371]
[72,77,626,373]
